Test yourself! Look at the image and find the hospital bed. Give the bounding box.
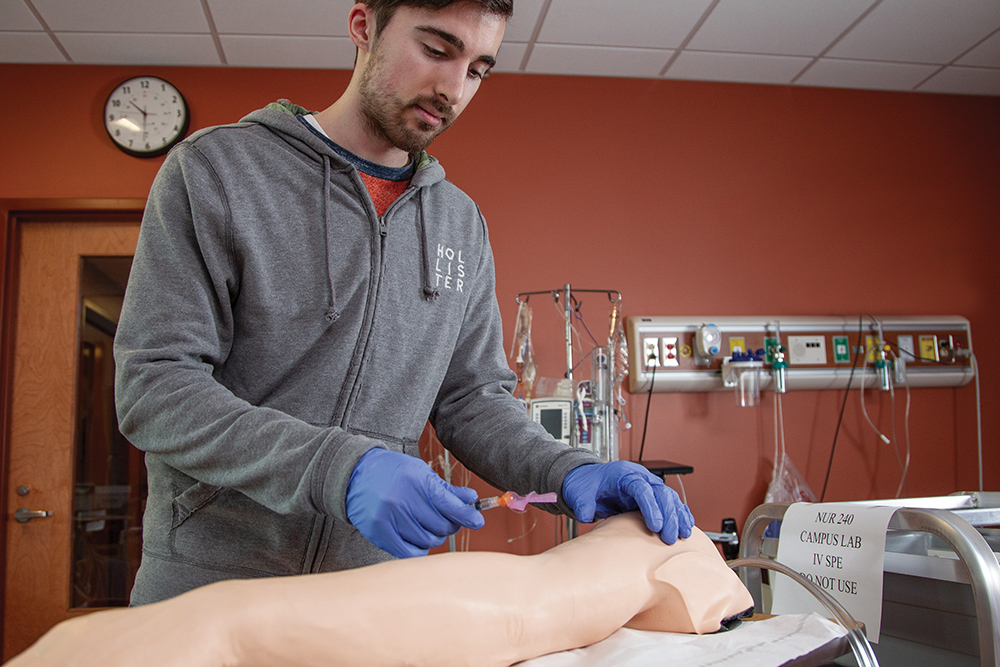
[738,493,1000,667]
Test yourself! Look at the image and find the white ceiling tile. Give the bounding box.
[503,0,544,43]
[668,51,812,84]
[688,0,875,56]
[2,0,998,95]
[828,0,1000,64]
[220,34,355,69]
[208,0,353,36]
[492,41,527,72]
[918,65,1000,95]
[797,58,939,91]
[525,44,673,78]
[1,0,42,31]
[0,31,65,61]
[956,30,1000,67]
[58,33,220,65]
[32,0,209,34]
[538,0,712,49]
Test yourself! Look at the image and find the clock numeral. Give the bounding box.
[111,100,121,108]
[140,80,150,89]
[122,86,130,94]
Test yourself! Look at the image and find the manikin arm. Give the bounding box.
[9,513,752,667]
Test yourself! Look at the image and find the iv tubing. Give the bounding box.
[973,353,983,491]
[729,557,879,667]
[896,382,911,499]
[859,348,890,444]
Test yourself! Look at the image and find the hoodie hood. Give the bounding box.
[241,100,446,189]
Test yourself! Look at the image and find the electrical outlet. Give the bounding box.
[938,334,955,363]
[643,337,661,367]
[661,336,679,367]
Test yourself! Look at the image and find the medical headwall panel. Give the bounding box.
[626,315,974,393]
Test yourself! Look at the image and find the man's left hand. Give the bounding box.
[561,461,694,544]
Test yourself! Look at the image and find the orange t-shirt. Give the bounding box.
[358,172,410,217]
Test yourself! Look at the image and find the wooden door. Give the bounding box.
[4,219,140,660]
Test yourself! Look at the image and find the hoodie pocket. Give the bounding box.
[171,481,223,530]
[168,484,316,576]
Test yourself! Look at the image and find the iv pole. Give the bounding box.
[516,284,622,541]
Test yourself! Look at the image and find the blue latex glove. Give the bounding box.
[562,462,695,545]
[345,448,485,558]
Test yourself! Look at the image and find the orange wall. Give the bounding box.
[2,64,998,556]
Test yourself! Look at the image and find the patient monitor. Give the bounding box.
[530,397,572,445]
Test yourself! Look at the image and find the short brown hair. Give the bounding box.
[365,0,514,37]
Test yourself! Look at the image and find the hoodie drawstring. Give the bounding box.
[417,189,440,301]
[322,155,340,322]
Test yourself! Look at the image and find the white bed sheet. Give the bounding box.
[517,613,848,667]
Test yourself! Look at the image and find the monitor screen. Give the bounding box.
[539,408,564,439]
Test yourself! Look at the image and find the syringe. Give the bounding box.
[474,491,557,513]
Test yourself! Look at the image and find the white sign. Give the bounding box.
[770,502,897,642]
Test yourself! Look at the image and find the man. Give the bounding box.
[115,0,693,606]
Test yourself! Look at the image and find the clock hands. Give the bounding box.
[128,101,148,138]
[128,100,160,139]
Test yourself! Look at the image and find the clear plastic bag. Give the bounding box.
[765,453,816,504]
[765,392,816,504]
[509,301,537,399]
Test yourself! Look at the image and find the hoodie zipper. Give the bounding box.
[306,173,391,576]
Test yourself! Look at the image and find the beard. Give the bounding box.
[358,46,455,155]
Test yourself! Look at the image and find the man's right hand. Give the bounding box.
[345,448,485,558]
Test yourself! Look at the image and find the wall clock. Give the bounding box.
[104,75,190,157]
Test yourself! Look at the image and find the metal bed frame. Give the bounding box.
[738,493,1000,666]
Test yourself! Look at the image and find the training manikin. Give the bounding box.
[9,513,753,667]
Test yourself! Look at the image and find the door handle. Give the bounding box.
[14,507,53,523]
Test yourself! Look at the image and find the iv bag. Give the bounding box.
[765,454,816,505]
[510,302,537,399]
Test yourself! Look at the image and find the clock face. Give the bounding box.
[104,76,189,157]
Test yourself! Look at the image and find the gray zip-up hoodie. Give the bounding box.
[114,101,600,604]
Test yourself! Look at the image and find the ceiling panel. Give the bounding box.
[0,0,41,30]
[57,33,220,66]
[918,65,1000,95]
[502,0,544,43]
[220,35,356,69]
[1,0,998,96]
[492,41,528,73]
[957,30,1000,68]
[537,0,712,49]
[668,51,813,84]
[526,44,674,78]
[0,31,62,61]
[32,0,209,34]
[828,0,1000,64]
[687,0,875,56]
[797,58,940,91]
[208,0,353,37]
